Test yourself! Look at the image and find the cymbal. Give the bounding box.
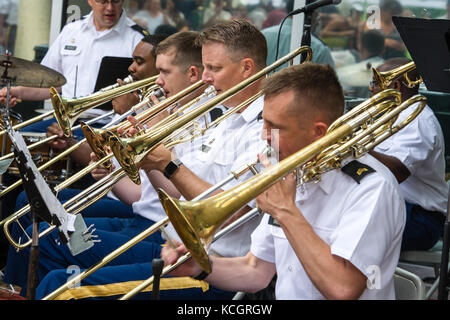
[0,54,66,88]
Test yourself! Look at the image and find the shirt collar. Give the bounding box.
[81,9,127,34]
[240,94,264,123]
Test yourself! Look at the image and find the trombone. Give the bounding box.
[372,61,422,90]
[0,74,153,141]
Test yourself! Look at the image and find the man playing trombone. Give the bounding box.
[12,19,270,300]
[161,63,407,300]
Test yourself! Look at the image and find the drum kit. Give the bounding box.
[0,53,68,185]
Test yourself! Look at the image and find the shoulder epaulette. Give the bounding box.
[131,24,150,36]
[341,160,376,184]
[257,111,263,121]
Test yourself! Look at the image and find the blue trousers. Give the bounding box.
[8,188,134,248]
[401,202,446,251]
[20,118,85,140]
[4,214,164,295]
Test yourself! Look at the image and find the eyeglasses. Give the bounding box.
[94,0,122,5]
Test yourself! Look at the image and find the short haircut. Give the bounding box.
[155,31,203,71]
[141,34,169,58]
[196,19,268,70]
[380,0,403,15]
[379,57,420,93]
[262,63,345,125]
[361,30,385,57]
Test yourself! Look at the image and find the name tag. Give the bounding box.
[200,144,211,153]
[64,45,77,51]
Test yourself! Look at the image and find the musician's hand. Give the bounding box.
[46,122,75,149]
[0,86,23,107]
[116,115,144,137]
[112,80,140,115]
[160,240,203,277]
[90,152,114,181]
[140,144,173,173]
[255,152,297,220]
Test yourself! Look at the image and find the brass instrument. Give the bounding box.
[157,92,426,275]
[372,61,422,90]
[109,46,313,184]
[51,75,158,137]
[0,74,147,141]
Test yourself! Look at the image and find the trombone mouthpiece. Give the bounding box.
[204,85,217,97]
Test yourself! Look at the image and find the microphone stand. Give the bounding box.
[300,0,314,63]
[151,258,164,300]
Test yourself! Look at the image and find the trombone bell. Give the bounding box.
[50,87,72,138]
[158,189,212,273]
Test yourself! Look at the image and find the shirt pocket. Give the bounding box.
[312,225,334,246]
[270,224,286,239]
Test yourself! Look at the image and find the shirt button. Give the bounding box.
[288,266,293,272]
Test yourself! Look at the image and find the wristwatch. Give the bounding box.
[163,158,183,179]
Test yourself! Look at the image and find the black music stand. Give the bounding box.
[393,16,450,300]
[93,56,133,111]
[3,124,97,299]
[393,16,450,93]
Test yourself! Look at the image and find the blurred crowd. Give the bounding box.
[124,0,449,98]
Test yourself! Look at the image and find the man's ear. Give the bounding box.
[188,66,201,82]
[392,80,402,91]
[241,58,255,78]
[313,121,329,141]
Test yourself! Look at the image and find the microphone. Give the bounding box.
[289,0,342,16]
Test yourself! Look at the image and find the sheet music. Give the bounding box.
[9,129,94,255]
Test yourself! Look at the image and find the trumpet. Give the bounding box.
[372,61,422,90]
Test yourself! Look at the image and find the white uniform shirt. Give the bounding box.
[134,96,267,258]
[374,102,448,214]
[251,154,406,300]
[0,0,18,25]
[41,11,143,99]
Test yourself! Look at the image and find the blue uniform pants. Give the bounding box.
[4,215,164,295]
[401,202,446,251]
